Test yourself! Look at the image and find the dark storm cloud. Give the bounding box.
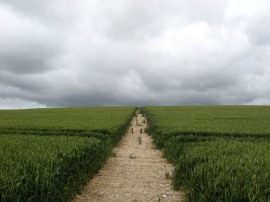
[1,0,270,109]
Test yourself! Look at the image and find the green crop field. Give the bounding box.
[0,107,136,202]
[142,106,270,202]
[3,106,270,201]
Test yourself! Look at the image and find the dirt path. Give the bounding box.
[74,114,183,202]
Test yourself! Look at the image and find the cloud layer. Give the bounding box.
[1,0,270,108]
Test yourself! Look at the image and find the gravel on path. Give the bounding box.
[73,113,183,202]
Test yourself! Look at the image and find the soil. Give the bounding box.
[73,114,183,202]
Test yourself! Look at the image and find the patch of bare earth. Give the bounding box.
[73,114,183,202]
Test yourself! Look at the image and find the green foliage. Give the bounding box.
[129,153,136,159]
[144,106,270,138]
[138,135,142,144]
[173,140,270,201]
[0,107,136,144]
[0,107,133,130]
[165,172,171,180]
[142,106,270,202]
[0,107,136,201]
[0,135,107,202]
[111,151,117,157]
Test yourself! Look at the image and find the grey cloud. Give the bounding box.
[89,0,228,42]
[0,50,53,75]
[0,71,51,95]
[0,0,79,28]
[1,0,270,109]
[0,4,66,75]
[246,3,270,45]
[0,97,46,109]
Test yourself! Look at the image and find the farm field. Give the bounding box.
[0,107,136,202]
[142,106,270,202]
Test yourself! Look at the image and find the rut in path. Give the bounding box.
[74,114,183,202]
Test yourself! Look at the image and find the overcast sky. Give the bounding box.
[1,0,270,109]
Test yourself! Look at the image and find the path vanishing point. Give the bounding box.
[74,113,183,202]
